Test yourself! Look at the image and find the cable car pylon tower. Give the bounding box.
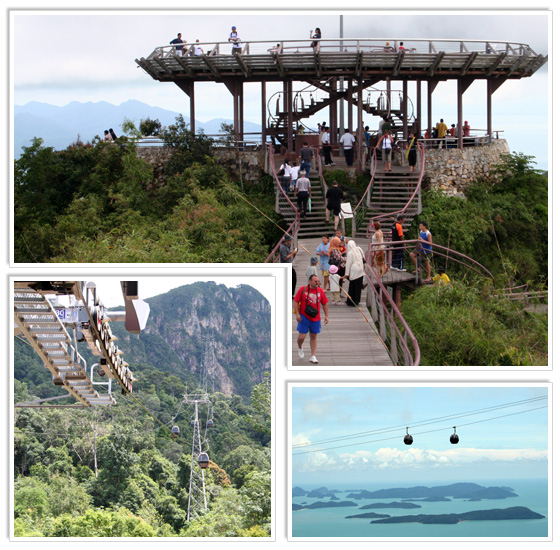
[185,337,213,522]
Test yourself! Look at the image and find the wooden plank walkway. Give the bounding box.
[290,237,393,367]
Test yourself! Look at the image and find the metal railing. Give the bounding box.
[368,239,495,285]
[147,38,540,59]
[363,262,420,366]
[265,144,300,263]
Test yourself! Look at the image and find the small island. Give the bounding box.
[403,496,451,503]
[359,502,421,510]
[369,507,545,525]
[293,501,358,511]
[346,512,391,519]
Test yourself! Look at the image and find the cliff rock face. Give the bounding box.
[114,282,270,398]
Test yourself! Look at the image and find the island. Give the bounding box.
[359,502,421,510]
[346,483,518,501]
[346,512,391,519]
[369,507,545,525]
[403,496,451,503]
[293,501,358,511]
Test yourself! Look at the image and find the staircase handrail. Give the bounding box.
[362,261,420,366]
[366,142,425,237]
[265,144,301,263]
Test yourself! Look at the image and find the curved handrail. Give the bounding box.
[366,141,426,238]
[363,262,420,366]
[368,239,495,283]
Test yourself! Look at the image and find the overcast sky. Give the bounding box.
[291,385,549,485]
[90,275,275,307]
[11,9,549,168]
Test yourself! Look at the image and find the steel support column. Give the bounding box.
[261,81,267,148]
[416,80,422,138]
[402,79,408,140]
[427,81,438,141]
[357,78,363,173]
[457,77,475,149]
[487,77,507,144]
[287,80,294,151]
[347,78,353,132]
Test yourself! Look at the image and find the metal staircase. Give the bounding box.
[14,289,115,406]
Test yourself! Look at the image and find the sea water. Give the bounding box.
[291,479,548,538]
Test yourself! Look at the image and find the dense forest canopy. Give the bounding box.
[14,116,285,263]
[13,281,271,537]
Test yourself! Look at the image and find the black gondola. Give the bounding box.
[404,427,413,446]
[198,452,210,468]
[207,419,214,428]
[450,426,459,444]
[190,419,195,427]
[171,425,180,439]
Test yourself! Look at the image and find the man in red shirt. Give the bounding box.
[293,274,329,364]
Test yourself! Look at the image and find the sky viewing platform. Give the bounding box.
[136,37,547,153]
[136,38,546,83]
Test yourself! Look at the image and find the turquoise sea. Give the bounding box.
[291,479,548,538]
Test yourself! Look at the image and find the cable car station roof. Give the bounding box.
[136,38,547,84]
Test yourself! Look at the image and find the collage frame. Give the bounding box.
[6,3,555,548]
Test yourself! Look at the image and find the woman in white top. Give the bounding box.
[345,240,366,307]
[376,130,394,171]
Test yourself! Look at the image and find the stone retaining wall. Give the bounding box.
[136,146,266,187]
[136,141,510,195]
[422,139,509,195]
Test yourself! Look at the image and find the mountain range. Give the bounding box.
[14,99,262,158]
[14,281,271,401]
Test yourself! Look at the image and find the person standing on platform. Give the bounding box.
[170,33,185,55]
[390,215,406,271]
[462,120,471,137]
[229,26,242,54]
[280,234,298,297]
[316,235,331,290]
[406,132,417,173]
[340,128,356,166]
[322,126,333,166]
[345,240,366,307]
[294,274,329,364]
[376,129,394,172]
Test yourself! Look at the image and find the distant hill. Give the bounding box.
[14,100,262,158]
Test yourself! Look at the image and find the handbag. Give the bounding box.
[277,167,285,176]
[303,286,319,317]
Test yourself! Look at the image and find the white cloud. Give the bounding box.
[294,445,548,473]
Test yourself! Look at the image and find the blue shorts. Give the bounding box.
[297,315,322,334]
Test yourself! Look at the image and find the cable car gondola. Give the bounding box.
[207,419,214,428]
[198,452,210,469]
[403,427,413,446]
[171,425,180,439]
[450,426,459,445]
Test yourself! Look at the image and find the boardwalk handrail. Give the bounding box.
[146,38,541,59]
[363,262,420,366]
[367,142,426,238]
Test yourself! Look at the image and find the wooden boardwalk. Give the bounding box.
[291,237,393,367]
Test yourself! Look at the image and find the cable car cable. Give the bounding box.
[292,404,548,456]
[292,395,547,448]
